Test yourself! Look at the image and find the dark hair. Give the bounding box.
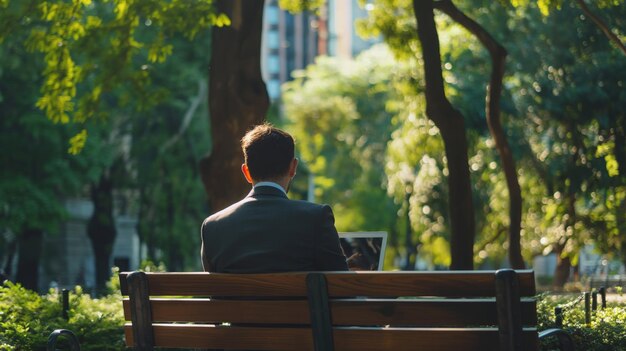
[241,123,295,181]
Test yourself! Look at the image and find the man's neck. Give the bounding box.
[254,181,287,194]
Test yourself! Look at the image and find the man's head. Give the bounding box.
[241,123,297,186]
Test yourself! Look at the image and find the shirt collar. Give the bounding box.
[254,181,287,195]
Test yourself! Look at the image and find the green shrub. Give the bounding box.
[0,281,124,351]
[538,293,626,351]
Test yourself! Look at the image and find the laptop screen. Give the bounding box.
[338,232,388,271]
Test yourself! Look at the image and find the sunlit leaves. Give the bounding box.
[114,0,130,19]
[68,128,87,154]
[504,0,626,265]
[0,0,229,153]
[147,38,173,63]
[279,0,324,14]
[386,112,444,199]
[537,0,552,16]
[357,0,420,61]
[506,0,561,16]
[0,37,84,233]
[508,0,625,15]
[597,141,620,177]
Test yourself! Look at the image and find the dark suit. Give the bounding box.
[201,185,348,273]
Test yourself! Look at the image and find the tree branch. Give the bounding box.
[475,227,505,253]
[575,0,626,56]
[160,79,207,154]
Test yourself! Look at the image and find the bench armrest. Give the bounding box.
[47,329,81,351]
[539,328,575,351]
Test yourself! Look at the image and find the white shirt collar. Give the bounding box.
[254,181,287,195]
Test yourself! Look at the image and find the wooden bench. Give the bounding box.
[119,269,574,351]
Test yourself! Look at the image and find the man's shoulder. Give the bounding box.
[289,199,329,211]
[202,197,253,225]
[202,197,331,227]
[283,199,333,219]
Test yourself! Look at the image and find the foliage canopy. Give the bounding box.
[0,0,228,153]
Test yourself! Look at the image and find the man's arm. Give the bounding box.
[315,205,349,271]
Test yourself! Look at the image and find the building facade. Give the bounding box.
[262,0,322,100]
[261,0,379,101]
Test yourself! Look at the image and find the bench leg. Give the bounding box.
[495,269,523,351]
[539,328,576,351]
[127,271,155,351]
[307,273,334,351]
[47,329,81,351]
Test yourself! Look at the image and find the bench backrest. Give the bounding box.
[119,269,537,351]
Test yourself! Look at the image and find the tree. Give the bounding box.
[0,0,228,129]
[0,0,279,216]
[1,0,221,290]
[86,167,117,294]
[509,0,626,56]
[573,0,626,56]
[199,0,269,213]
[411,0,476,269]
[433,0,524,269]
[80,29,214,287]
[131,31,212,271]
[503,0,626,285]
[0,29,83,290]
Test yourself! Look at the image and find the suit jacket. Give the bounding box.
[201,185,348,273]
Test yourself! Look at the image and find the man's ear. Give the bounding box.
[289,158,298,178]
[241,164,253,184]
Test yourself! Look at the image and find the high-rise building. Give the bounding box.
[262,0,322,100]
[261,0,379,101]
[327,0,379,59]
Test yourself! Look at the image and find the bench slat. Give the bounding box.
[330,298,537,326]
[120,272,308,296]
[124,324,315,350]
[121,298,537,326]
[326,271,535,297]
[119,271,535,297]
[333,327,539,351]
[123,324,538,351]
[122,298,311,324]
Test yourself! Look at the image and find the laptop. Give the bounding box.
[338,232,388,271]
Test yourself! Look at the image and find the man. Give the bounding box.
[201,123,348,273]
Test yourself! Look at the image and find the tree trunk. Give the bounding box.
[137,189,157,262]
[87,172,117,295]
[434,0,524,269]
[553,190,577,289]
[200,0,269,213]
[165,179,182,271]
[617,193,626,269]
[614,116,625,177]
[413,0,475,269]
[403,190,416,270]
[136,189,145,265]
[15,228,43,291]
[2,237,17,277]
[553,248,571,289]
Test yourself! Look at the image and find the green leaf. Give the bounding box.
[68,129,88,155]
